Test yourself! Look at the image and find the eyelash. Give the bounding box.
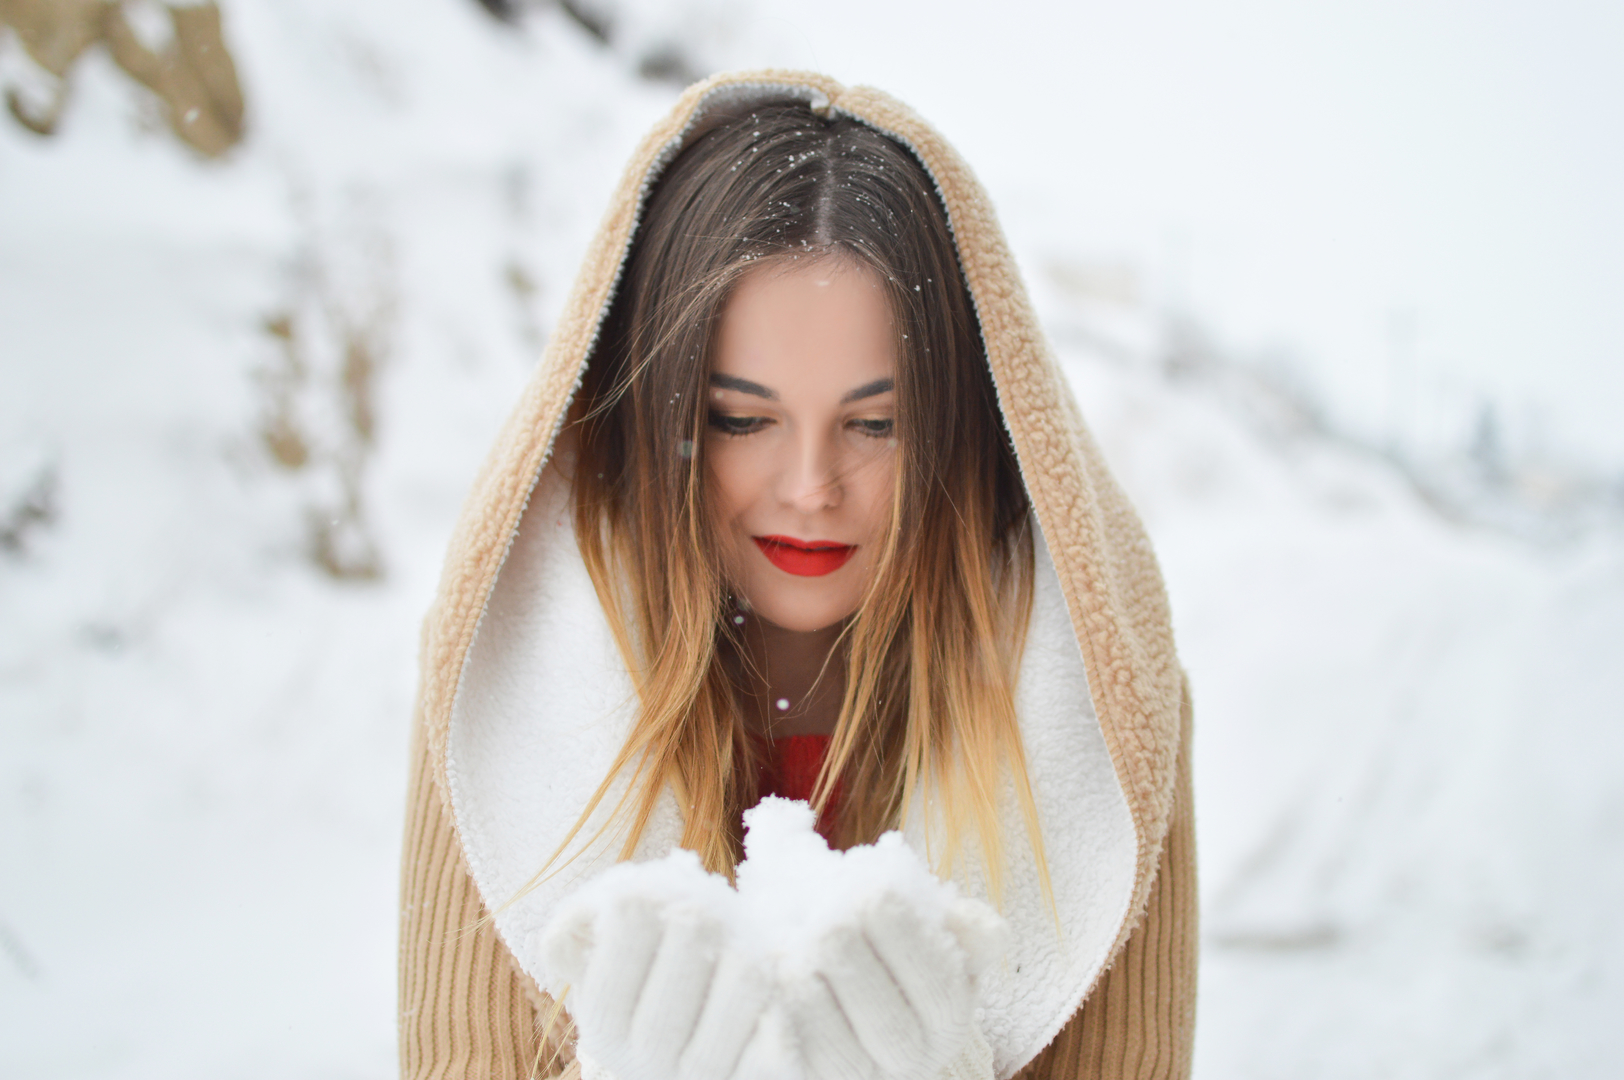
[705,412,895,439]
[707,413,768,437]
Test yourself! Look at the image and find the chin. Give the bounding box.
[745,582,859,634]
[756,610,847,633]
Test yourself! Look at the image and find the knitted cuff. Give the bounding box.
[941,1026,996,1080]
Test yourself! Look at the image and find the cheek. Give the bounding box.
[850,450,898,538]
[704,440,768,534]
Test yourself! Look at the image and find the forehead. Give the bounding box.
[712,257,895,394]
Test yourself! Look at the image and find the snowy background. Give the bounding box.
[3,1,1621,1076]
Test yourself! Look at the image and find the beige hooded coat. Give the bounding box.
[398,71,1197,1080]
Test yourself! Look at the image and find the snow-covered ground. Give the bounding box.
[3,3,1620,1077]
[1049,308,1624,1077]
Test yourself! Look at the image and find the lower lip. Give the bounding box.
[753,536,857,577]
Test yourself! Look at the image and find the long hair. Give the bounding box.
[558,101,1047,899]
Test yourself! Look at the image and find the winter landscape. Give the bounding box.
[3,1,1621,1077]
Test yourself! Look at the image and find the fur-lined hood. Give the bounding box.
[412,70,1186,1078]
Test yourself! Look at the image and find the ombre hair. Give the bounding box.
[558,101,1047,899]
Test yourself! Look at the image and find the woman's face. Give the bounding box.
[706,256,898,633]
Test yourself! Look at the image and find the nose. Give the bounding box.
[777,428,843,514]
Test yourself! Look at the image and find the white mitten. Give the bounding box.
[787,890,1004,1080]
[537,850,776,1080]
[734,800,1009,1080]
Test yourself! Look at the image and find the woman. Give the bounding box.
[399,71,1196,1080]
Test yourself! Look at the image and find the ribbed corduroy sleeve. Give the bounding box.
[1014,676,1199,1080]
[398,725,577,1079]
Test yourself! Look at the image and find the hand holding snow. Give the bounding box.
[540,849,772,1079]
[536,797,1008,1080]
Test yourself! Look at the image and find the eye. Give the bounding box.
[848,417,895,439]
[708,411,770,436]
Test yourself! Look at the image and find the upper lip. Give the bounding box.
[754,535,855,551]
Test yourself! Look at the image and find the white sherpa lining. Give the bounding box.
[444,81,1139,1079]
[448,464,1137,1077]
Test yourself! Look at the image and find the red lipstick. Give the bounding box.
[753,535,857,577]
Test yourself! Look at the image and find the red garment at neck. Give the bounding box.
[756,733,842,845]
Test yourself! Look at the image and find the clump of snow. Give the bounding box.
[541,798,1001,985]
[537,799,1004,1079]
[735,798,1001,964]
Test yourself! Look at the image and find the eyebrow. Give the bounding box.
[707,374,896,404]
[840,377,895,404]
[709,374,778,400]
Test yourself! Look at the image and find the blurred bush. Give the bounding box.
[1,0,242,155]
